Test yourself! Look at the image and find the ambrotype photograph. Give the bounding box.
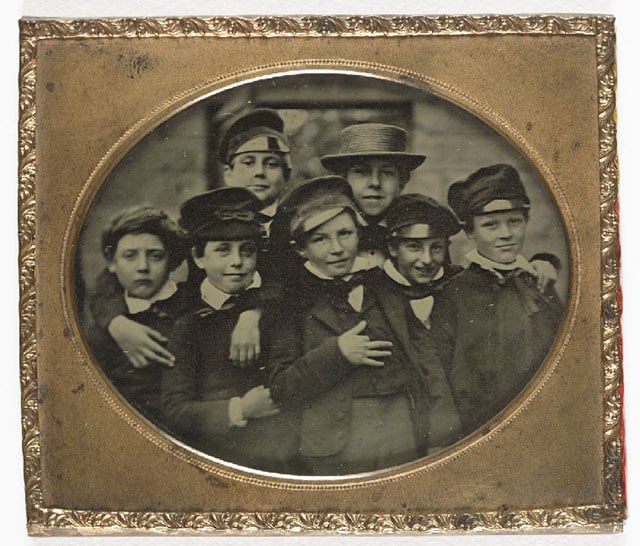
[19,14,622,535]
[75,72,569,476]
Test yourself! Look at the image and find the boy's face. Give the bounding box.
[223,152,287,209]
[389,237,447,285]
[298,211,359,278]
[193,239,258,294]
[345,158,406,220]
[470,209,528,264]
[108,233,170,299]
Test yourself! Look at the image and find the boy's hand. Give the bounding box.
[108,315,175,368]
[229,309,262,368]
[239,386,280,420]
[337,321,393,367]
[530,259,558,292]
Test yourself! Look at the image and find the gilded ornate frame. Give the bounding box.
[18,14,622,535]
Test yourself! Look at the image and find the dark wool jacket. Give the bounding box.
[371,267,463,448]
[162,296,298,473]
[268,268,456,464]
[429,263,565,437]
[86,275,197,423]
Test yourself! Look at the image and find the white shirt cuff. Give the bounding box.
[228,397,248,428]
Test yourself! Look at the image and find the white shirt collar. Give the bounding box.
[199,273,262,311]
[381,259,442,329]
[348,285,364,312]
[410,297,435,329]
[125,280,178,314]
[259,201,279,219]
[465,248,535,280]
[303,258,367,311]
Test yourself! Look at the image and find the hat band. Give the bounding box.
[390,224,446,239]
[211,210,256,222]
[476,199,530,215]
[301,207,347,234]
[233,135,290,155]
[338,125,408,154]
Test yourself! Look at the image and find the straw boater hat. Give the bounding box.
[217,108,291,168]
[320,123,426,173]
[447,164,530,227]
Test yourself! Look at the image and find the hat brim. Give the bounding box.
[320,152,426,173]
[293,205,364,235]
[389,222,460,239]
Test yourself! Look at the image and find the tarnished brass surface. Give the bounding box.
[18,15,622,535]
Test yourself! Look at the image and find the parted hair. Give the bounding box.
[101,205,189,271]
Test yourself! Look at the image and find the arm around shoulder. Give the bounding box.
[88,269,126,330]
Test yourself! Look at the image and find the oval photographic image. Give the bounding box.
[75,71,569,477]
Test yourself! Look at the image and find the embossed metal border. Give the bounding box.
[18,15,622,534]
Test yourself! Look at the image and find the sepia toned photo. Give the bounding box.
[74,72,570,475]
[18,13,622,535]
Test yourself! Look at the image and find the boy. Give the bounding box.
[378,193,464,448]
[86,205,192,422]
[214,108,296,365]
[430,164,565,437]
[162,187,296,472]
[320,123,425,268]
[320,123,559,287]
[269,177,448,474]
[218,108,291,230]
[89,108,292,369]
[383,193,464,321]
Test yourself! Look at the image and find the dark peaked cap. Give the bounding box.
[387,193,461,238]
[447,164,530,224]
[179,187,262,240]
[281,176,360,236]
[217,108,290,164]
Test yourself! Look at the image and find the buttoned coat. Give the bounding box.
[162,298,299,473]
[269,269,455,463]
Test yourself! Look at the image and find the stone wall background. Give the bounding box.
[78,73,570,302]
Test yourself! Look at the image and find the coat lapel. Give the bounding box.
[372,285,413,353]
[310,296,350,335]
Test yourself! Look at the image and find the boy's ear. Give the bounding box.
[387,240,398,258]
[462,218,475,239]
[191,247,206,270]
[222,163,233,183]
[107,261,116,273]
[399,171,410,190]
[291,240,306,260]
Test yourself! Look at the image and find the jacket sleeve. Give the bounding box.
[267,316,352,409]
[530,252,561,272]
[162,316,231,438]
[88,269,127,330]
[429,289,457,379]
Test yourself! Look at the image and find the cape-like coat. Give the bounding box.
[430,263,564,436]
